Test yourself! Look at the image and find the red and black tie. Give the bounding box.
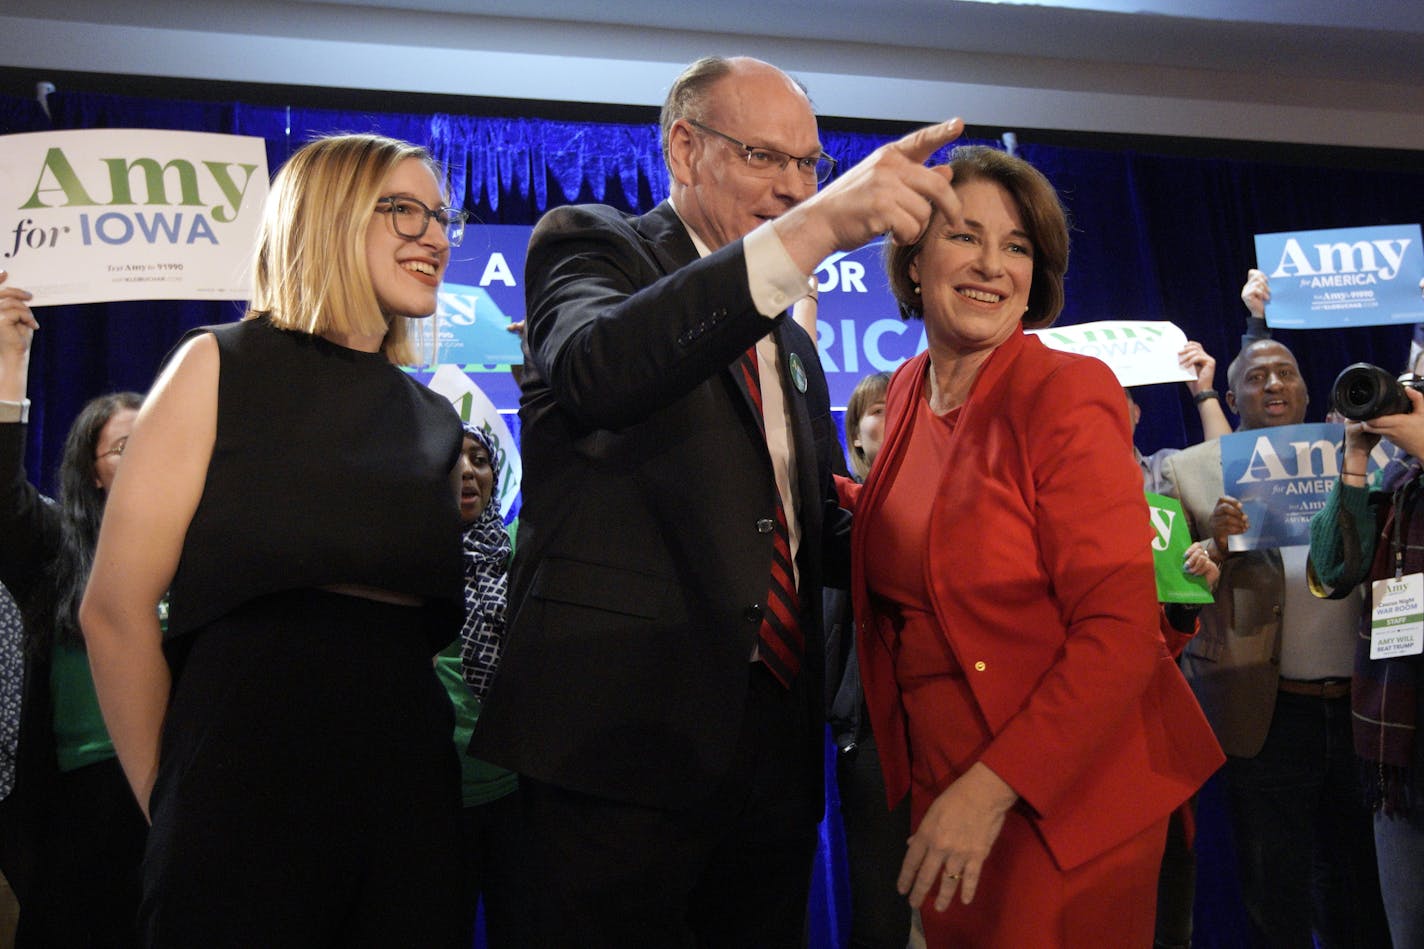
[738,345,803,688]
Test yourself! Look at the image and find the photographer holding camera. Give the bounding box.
[1309,278,1424,949]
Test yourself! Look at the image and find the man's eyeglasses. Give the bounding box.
[687,120,836,185]
[375,196,469,247]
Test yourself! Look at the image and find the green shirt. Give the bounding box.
[50,640,116,772]
[435,642,518,806]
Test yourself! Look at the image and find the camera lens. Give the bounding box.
[1345,378,1373,408]
[1331,363,1413,420]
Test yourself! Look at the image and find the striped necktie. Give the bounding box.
[738,345,803,688]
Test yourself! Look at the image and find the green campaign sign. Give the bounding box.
[1147,491,1214,604]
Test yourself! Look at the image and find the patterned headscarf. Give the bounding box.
[457,424,511,701]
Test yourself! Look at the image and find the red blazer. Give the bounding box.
[850,331,1223,871]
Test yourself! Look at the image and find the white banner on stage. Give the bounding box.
[0,129,269,305]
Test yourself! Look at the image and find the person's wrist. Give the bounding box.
[770,207,835,277]
[1341,447,1372,469]
[0,398,30,423]
[0,378,27,400]
[965,762,1018,812]
[1193,388,1220,405]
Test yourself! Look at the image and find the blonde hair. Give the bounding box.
[247,133,445,365]
[844,371,890,481]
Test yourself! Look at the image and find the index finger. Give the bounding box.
[891,118,965,166]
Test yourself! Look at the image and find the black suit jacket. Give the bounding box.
[471,201,847,809]
[0,423,62,902]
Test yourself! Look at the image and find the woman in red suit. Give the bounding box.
[849,146,1222,947]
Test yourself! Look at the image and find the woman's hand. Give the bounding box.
[897,762,1017,912]
[0,271,37,402]
[1362,388,1424,461]
[1183,541,1220,591]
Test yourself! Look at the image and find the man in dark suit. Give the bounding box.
[471,56,962,945]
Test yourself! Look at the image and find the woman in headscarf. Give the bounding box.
[434,423,525,947]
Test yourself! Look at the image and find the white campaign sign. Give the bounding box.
[1028,320,1194,387]
[0,129,269,305]
[425,365,522,519]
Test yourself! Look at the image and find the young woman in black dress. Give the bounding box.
[82,134,472,948]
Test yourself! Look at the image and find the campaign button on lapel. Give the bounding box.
[788,353,807,393]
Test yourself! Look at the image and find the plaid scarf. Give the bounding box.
[1358,470,1424,814]
[456,427,511,702]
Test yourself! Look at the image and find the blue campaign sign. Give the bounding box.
[434,282,523,365]
[810,239,924,407]
[429,224,532,409]
[1254,223,1424,329]
[1220,422,1391,550]
[1221,423,1340,550]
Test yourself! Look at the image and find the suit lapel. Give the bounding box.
[774,321,819,528]
[634,200,699,279]
[858,350,927,541]
[854,350,926,648]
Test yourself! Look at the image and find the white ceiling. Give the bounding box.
[4,0,1423,150]
[305,0,1424,82]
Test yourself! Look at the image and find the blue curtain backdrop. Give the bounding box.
[5,88,1424,949]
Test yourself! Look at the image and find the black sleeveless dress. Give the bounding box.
[141,317,468,949]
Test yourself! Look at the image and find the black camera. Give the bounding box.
[1331,363,1424,420]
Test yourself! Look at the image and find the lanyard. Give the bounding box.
[1390,476,1424,579]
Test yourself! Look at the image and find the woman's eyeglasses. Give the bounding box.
[375,196,469,247]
